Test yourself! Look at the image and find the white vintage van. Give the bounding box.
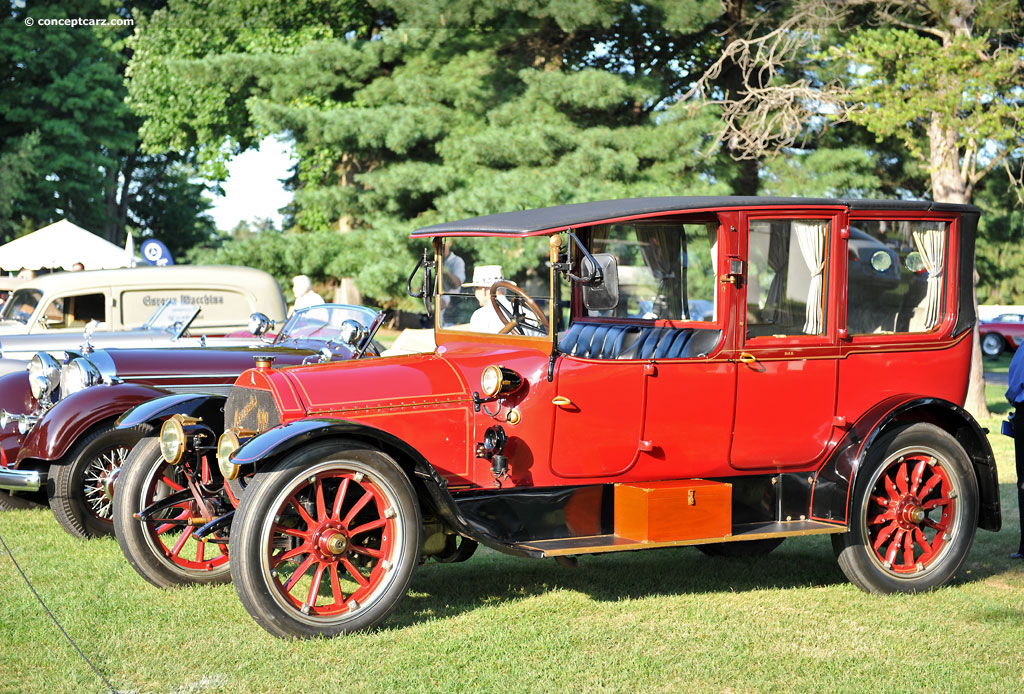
[0,266,286,336]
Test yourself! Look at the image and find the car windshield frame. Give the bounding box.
[273,304,380,346]
[140,301,202,335]
[432,234,558,344]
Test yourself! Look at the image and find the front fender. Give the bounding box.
[234,419,539,558]
[0,371,32,467]
[117,393,226,432]
[17,383,171,464]
[811,396,1000,531]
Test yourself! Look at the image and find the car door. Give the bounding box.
[549,217,734,479]
[549,352,649,478]
[729,212,842,470]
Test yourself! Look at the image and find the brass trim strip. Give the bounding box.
[309,396,471,416]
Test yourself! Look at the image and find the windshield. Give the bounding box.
[277,304,379,342]
[0,288,42,323]
[140,301,201,334]
[438,236,553,337]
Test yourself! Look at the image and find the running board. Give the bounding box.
[514,520,845,558]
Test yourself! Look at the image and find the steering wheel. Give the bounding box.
[489,281,549,336]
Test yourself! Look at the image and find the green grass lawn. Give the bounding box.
[2,403,1024,693]
[984,351,1013,375]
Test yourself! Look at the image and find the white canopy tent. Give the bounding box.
[0,219,137,272]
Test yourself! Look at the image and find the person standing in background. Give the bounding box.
[290,274,324,316]
[1005,345,1024,559]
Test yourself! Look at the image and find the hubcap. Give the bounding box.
[320,531,348,556]
[102,466,120,503]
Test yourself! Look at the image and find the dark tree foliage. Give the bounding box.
[0,0,214,249]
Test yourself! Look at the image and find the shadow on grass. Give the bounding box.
[387,536,848,628]
[384,482,1024,629]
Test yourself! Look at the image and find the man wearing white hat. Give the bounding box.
[465,265,514,333]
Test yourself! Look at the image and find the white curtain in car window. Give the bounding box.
[912,224,945,329]
[794,220,828,334]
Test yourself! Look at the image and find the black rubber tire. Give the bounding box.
[981,332,1005,358]
[113,438,231,589]
[230,441,422,639]
[0,489,47,511]
[696,537,784,558]
[48,424,150,539]
[832,422,978,594]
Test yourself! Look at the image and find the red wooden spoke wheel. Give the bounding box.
[231,443,421,639]
[142,459,228,573]
[833,423,978,594]
[863,452,954,574]
[113,438,231,589]
[267,470,395,617]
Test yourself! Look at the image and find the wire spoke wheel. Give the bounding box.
[49,424,150,539]
[231,443,421,639]
[833,423,978,594]
[81,445,130,522]
[113,438,231,588]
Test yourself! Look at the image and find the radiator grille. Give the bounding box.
[224,386,281,433]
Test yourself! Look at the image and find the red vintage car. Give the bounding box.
[117,197,1000,639]
[979,313,1024,357]
[0,304,385,538]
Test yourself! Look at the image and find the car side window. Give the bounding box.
[846,219,948,334]
[44,292,106,328]
[583,221,718,321]
[746,219,830,338]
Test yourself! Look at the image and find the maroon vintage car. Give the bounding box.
[0,304,384,538]
[118,197,999,639]
[980,313,1024,357]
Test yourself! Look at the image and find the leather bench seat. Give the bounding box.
[559,322,721,360]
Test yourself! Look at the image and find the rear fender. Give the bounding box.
[117,393,226,433]
[811,396,1000,531]
[235,418,538,558]
[17,383,171,464]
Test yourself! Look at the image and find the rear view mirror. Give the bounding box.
[581,253,619,311]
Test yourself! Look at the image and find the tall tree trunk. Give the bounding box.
[928,115,988,419]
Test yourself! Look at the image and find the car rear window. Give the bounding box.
[847,220,948,335]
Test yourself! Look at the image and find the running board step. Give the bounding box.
[515,520,844,557]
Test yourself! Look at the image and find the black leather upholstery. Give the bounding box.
[559,322,721,360]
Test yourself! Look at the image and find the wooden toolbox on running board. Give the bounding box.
[614,479,732,542]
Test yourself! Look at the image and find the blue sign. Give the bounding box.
[140,239,174,266]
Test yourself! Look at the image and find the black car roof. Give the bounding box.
[410,196,979,237]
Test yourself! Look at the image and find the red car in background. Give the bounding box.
[980,313,1024,357]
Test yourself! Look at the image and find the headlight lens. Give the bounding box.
[480,365,503,397]
[59,357,100,398]
[217,431,241,480]
[28,352,61,401]
[480,365,523,398]
[159,416,186,465]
